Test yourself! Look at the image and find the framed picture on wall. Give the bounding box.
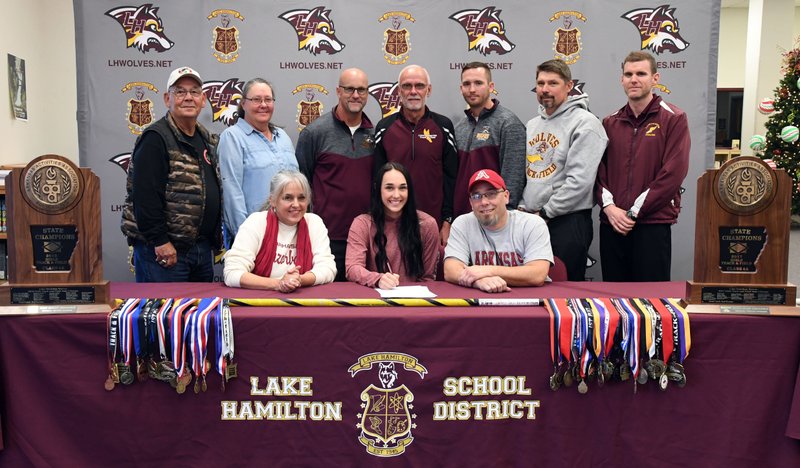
[7,53,27,121]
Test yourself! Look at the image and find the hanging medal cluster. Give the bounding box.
[544,298,691,394]
[105,297,237,394]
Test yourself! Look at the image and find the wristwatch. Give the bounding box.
[443,216,453,224]
[626,210,637,220]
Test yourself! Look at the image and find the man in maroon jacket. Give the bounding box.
[594,51,690,281]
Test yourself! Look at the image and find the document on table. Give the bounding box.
[375,285,437,298]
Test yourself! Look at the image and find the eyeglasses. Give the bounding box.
[469,189,505,202]
[244,97,275,105]
[339,86,368,96]
[170,88,203,99]
[400,83,428,91]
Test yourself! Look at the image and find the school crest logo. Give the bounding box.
[622,5,690,54]
[105,4,174,53]
[202,78,244,127]
[550,11,586,65]
[526,132,560,178]
[279,6,345,56]
[208,9,243,63]
[449,7,515,56]
[110,152,132,174]
[379,12,415,65]
[293,84,329,132]
[369,82,401,118]
[121,82,157,134]
[349,352,428,458]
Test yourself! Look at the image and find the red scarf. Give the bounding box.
[252,208,314,277]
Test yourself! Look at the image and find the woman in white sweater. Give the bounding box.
[223,170,336,291]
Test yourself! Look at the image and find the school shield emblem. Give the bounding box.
[213,26,240,62]
[298,100,322,127]
[127,99,153,134]
[358,384,414,456]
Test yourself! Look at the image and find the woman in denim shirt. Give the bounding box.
[219,78,298,246]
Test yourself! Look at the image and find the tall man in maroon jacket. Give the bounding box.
[594,51,690,281]
[373,64,458,243]
[297,68,375,280]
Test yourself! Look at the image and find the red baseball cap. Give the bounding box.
[468,169,507,193]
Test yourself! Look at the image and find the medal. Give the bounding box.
[636,366,648,385]
[659,373,669,391]
[175,373,191,394]
[193,377,201,394]
[225,362,238,381]
[104,375,115,391]
[577,379,588,394]
[619,362,631,381]
[563,365,574,387]
[119,365,134,385]
[112,363,121,384]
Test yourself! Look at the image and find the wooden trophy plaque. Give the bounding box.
[0,155,111,312]
[686,156,796,309]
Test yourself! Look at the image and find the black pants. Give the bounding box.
[599,222,671,282]
[331,239,348,282]
[548,210,593,281]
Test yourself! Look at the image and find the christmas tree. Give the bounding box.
[760,43,800,215]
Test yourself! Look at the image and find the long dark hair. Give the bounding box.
[371,162,424,279]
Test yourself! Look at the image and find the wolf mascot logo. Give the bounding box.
[279,6,345,56]
[368,82,401,118]
[622,5,690,54]
[202,79,244,127]
[110,153,132,174]
[449,7,515,56]
[105,4,174,53]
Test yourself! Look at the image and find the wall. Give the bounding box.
[718,8,749,88]
[0,0,78,166]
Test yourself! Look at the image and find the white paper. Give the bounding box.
[375,285,437,298]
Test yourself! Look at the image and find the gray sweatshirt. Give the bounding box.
[521,94,607,217]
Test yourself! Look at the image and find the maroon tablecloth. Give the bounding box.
[1,281,799,466]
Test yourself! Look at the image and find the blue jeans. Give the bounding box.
[133,239,214,282]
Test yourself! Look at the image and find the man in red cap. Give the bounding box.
[443,169,552,292]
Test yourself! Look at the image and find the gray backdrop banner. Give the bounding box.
[74,0,720,282]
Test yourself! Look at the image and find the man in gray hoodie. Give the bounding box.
[521,59,607,281]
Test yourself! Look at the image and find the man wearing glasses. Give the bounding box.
[122,66,222,282]
[297,68,375,280]
[444,169,552,293]
[372,64,458,244]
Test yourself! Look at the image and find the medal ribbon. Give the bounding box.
[214,299,226,376]
[171,298,194,377]
[665,298,691,362]
[632,299,655,360]
[558,298,574,364]
[195,297,221,379]
[223,299,235,362]
[545,299,560,368]
[618,298,640,378]
[123,299,145,366]
[611,298,629,357]
[649,298,675,362]
[597,298,619,358]
[156,298,174,359]
[578,299,596,377]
